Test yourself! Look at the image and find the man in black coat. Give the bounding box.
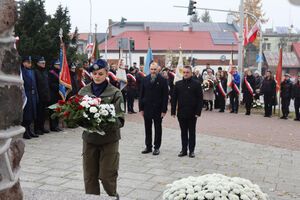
[21,56,39,139]
[127,67,137,114]
[48,60,62,131]
[192,69,203,84]
[34,57,50,135]
[171,66,203,158]
[139,62,168,155]
[280,73,293,119]
[292,74,300,121]
[242,70,256,115]
[261,70,276,117]
[68,63,79,97]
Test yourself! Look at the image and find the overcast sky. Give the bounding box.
[44,0,300,33]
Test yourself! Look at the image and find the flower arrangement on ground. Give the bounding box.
[252,99,264,109]
[50,95,119,135]
[163,174,269,200]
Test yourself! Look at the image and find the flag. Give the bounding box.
[59,42,72,101]
[144,45,153,75]
[14,36,19,50]
[247,20,260,43]
[20,70,27,109]
[227,51,234,94]
[116,49,127,90]
[275,47,283,93]
[84,43,93,54]
[244,18,248,46]
[90,34,100,65]
[174,46,183,84]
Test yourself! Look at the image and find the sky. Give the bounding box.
[44,0,300,33]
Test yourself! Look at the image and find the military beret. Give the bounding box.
[53,60,60,65]
[37,57,45,63]
[22,56,31,63]
[89,59,108,72]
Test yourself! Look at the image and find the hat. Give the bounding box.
[89,59,108,72]
[129,67,136,72]
[53,60,60,65]
[207,69,213,73]
[70,63,76,69]
[284,73,291,77]
[22,56,31,63]
[37,57,45,63]
[254,70,260,75]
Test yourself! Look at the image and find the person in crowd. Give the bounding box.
[78,58,124,199]
[171,65,203,158]
[127,67,137,114]
[21,56,39,139]
[108,63,120,89]
[216,71,227,112]
[217,67,222,75]
[214,71,221,109]
[203,69,215,111]
[136,65,146,98]
[162,68,171,100]
[242,70,256,115]
[280,73,293,119]
[229,66,241,114]
[82,60,92,86]
[168,66,176,100]
[139,62,168,156]
[77,67,85,88]
[202,63,214,75]
[254,70,263,100]
[34,57,50,135]
[292,74,300,121]
[261,70,276,117]
[192,69,203,84]
[69,63,79,97]
[48,60,62,132]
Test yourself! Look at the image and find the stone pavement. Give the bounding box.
[20,112,300,200]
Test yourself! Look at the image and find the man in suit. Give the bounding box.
[280,73,293,119]
[139,62,168,155]
[171,65,203,158]
[292,74,300,121]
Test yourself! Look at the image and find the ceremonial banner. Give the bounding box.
[59,42,72,101]
[90,34,100,65]
[144,45,153,75]
[116,49,127,90]
[244,18,248,46]
[247,20,260,43]
[275,48,283,93]
[227,51,234,94]
[174,47,183,84]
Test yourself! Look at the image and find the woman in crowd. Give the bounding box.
[242,70,256,115]
[216,71,227,112]
[203,69,216,111]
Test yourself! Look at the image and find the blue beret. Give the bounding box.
[37,57,45,63]
[70,63,76,68]
[89,59,108,72]
[53,59,60,65]
[22,56,31,62]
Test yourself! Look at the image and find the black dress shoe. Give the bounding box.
[153,149,160,155]
[23,131,31,139]
[230,110,234,113]
[35,130,44,135]
[132,111,137,114]
[141,148,152,154]
[280,116,285,119]
[41,128,50,133]
[50,127,60,132]
[219,110,224,113]
[189,152,195,158]
[57,127,63,132]
[294,118,300,121]
[29,132,39,138]
[178,151,187,157]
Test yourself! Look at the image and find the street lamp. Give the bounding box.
[105,17,127,59]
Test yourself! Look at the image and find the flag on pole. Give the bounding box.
[174,46,184,84]
[90,34,100,65]
[84,43,93,54]
[59,42,72,101]
[144,39,153,75]
[227,51,234,94]
[244,18,248,46]
[116,49,127,90]
[247,20,260,43]
[275,47,283,93]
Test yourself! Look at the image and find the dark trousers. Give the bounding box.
[264,95,273,116]
[295,97,300,119]
[219,97,226,111]
[22,120,32,132]
[49,109,59,129]
[178,117,197,153]
[245,102,252,114]
[35,101,47,131]
[144,117,162,150]
[281,98,291,117]
[127,90,136,112]
[230,92,239,112]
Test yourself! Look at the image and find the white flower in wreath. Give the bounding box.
[89,106,98,113]
[96,118,102,124]
[94,113,100,118]
[102,110,109,116]
[83,112,88,118]
[80,101,90,108]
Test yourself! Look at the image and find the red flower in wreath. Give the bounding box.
[64,111,70,118]
[56,107,61,112]
[77,105,83,110]
[58,100,65,106]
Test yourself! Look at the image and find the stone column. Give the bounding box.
[0,0,25,200]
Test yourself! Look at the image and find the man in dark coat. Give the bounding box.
[48,60,62,131]
[202,63,215,75]
[127,67,137,114]
[68,63,79,97]
[292,74,300,121]
[171,65,203,158]
[34,57,50,135]
[280,73,293,119]
[261,70,276,117]
[21,56,39,139]
[139,62,168,156]
[192,69,203,84]
[242,70,256,115]
[254,70,263,100]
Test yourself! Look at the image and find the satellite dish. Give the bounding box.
[220,55,226,62]
[289,0,300,6]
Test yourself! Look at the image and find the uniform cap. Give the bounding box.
[89,59,108,72]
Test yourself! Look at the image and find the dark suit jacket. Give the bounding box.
[139,74,168,119]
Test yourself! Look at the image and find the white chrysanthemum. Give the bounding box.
[83,112,88,118]
[102,110,109,116]
[80,101,90,108]
[94,113,100,118]
[89,106,98,113]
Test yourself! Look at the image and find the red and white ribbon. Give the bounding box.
[244,77,254,96]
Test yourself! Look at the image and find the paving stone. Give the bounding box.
[126,189,161,200]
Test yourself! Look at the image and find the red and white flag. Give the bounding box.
[84,43,93,54]
[247,20,260,43]
[244,18,248,46]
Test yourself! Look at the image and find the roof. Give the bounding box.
[292,43,300,60]
[264,51,300,68]
[99,31,239,52]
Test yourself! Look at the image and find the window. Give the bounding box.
[139,56,144,65]
[266,43,271,50]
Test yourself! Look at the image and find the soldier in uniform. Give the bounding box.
[126,67,137,114]
[82,60,92,86]
[292,74,300,121]
[242,70,256,115]
[261,70,276,117]
[48,60,62,132]
[78,58,124,199]
[171,65,203,158]
[139,62,168,156]
[21,56,39,139]
[280,73,293,119]
[34,57,50,135]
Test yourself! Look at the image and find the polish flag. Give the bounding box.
[247,20,260,43]
[244,18,248,46]
[84,43,93,54]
